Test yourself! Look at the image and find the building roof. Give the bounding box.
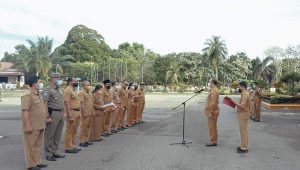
[0,62,25,76]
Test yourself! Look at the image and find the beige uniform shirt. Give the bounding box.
[237,90,251,119]
[119,88,128,107]
[79,89,94,116]
[21,89,46,130]
[204,87,219,115]
[63,85,81,110]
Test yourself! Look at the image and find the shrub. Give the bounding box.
[262,95,300,104]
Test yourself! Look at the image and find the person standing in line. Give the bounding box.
[42,73,66,162]
[78,80,94,147]
[234,81,251,153]
[21,76,48,170]
[204,79,219,147]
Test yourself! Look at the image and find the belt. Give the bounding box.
[51,108,63,112]
[71,108,81,111]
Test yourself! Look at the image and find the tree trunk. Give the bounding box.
[215,67,218,81]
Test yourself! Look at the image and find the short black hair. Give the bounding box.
[67,77,76,86]
[26,76,40,87]
[239,81,247,88]
[210,79,218,86]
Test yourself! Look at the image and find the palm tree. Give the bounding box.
[26,36,53,79]
[252,56,278,85]
[202,36,228,80]
[166,61,182,84]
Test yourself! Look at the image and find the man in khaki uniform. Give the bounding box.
[110,81,121,133]
[137,82,146,124]
[131,83,142,125]
[102,79,114,136]
[42,73,65,162]
[126,83,134,127]
[64,77,82,153]
[117,80,129,130]
[78,80,94,147]
[234,81,250,153]
[204,79,219,147]
[252,82,263,122]
[21,76,48,170]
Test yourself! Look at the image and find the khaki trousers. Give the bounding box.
[132,104,139,123]
[238,114,249,150]
[137,103,145,122]
[64,111,80,150]
[127,104,133,125]
[103,111,111,133]
[44,111,64,157]
[118,106,127,128]
[208,113,219,144]
[254,100,261,120]
[23,129,44,168]
[79,115,92,143]
[110,104,120,128]
[89,114,103,141]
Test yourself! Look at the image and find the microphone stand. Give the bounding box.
[170,91,203,147]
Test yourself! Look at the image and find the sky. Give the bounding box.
[0,0,300,59]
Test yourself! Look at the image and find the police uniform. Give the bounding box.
[79,88,94,144]
[42,83,65,158]
[89,91,104,141]
[21,88,46,169]
[63,85,81,151]
[237,90,250,151]
[117,87,128,128]
[204,87,219,145]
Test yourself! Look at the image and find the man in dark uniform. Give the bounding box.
[42,73,66,161]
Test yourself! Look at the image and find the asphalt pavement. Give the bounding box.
[0,94,299,170]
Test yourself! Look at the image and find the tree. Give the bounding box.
[59,25,111,62]
[280,72,300,95]
[202,36,228,80]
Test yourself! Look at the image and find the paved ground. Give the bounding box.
[0,94,299,170]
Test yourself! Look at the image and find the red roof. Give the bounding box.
[0,62,24,76]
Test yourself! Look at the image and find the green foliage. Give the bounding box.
[59,25,111,62]
[280,72,300,95]
[264,95,299,104]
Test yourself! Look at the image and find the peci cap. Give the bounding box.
[50,73,61,78]
[103,79,111,85]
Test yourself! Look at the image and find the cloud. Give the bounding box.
[0,0,300,59]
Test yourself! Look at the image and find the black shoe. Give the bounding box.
[205,143,217,147]
[254,119,260,122]
[37,164,48,168]
[79,143,88,147]
[85,141,93,145]
[140,121,145,124]
[53,153,65,158]
[122,127,128,129]
[65,149,77,153]
[74,147,81,152]
[101,133,110,137]
[46,155,57,161]
[28,167,40,170]
[237,147,248,153]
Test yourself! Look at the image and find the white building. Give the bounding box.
[0,62,25,87]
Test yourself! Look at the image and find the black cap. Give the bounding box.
[103,79,111,84]
[140,82,145,86]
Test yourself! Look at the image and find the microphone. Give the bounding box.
[195,89,205,93]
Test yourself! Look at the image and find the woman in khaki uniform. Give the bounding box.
[89,84,104,142]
